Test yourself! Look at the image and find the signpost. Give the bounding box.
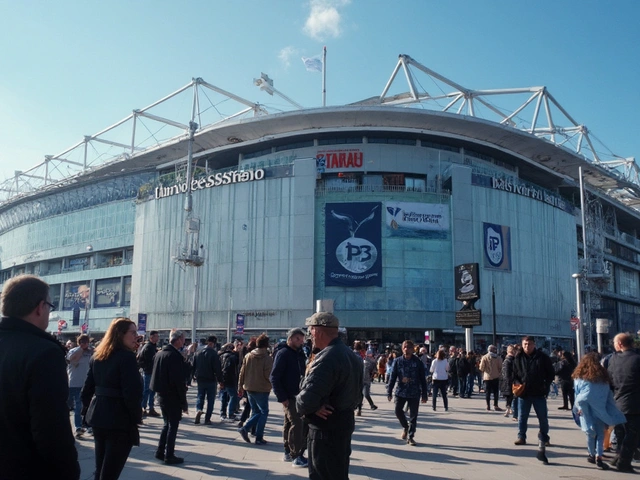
[455,263,481,352]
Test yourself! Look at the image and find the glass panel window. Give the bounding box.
[67,256,90,272]
[49,284,61,310]
[406,177,426,192]
[63,281,91,310]
[95,278,121,308]
[617,267,639,297]
[123,276,132,306]
[324,174,360,191]
[383,174,404,187]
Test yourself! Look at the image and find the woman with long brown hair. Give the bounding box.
[81,317,143,479]
[572,352,625,471]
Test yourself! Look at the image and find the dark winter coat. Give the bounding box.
[608,349,640,415]
[220,350,239,388]
[150,344,188,410]
[137,341,158,374]
[193,346,223,383]
[0,317,80,480]
[270,344,307,402]
[297,337,363,429]
[456,356,471,377]
[81,348,143,445]
[554,358,576,389]
[499,354,515,396]
[512,348,554,398]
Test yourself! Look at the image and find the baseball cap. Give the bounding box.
[305,312,339,328]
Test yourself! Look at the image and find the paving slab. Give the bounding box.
[72,382,630,479]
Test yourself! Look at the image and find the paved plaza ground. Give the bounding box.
[74,381,630,479]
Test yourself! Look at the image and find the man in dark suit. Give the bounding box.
[150,329,188,465]
[0,275,80,479]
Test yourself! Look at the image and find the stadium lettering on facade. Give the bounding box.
[491,177,570,212]
[316,149,364,171]
[155,169,265,199]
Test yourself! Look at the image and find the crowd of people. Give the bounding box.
[1,273,640,479]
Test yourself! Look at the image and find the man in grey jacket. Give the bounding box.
[296,312,363,480]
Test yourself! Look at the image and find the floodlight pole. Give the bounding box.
[573,273,585,361]
[322,46,327,107]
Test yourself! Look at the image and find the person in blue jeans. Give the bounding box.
[512,336,555,465]
[237,334,273,444]
[193,336,223,425]
[66,334,93,437]
[137,331,160,417]
[218,343,239,421]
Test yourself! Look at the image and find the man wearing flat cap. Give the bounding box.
[296,312,363,480]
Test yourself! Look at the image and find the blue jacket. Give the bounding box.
[387,354,428,400]
[574,378,626,432]
[270,344,306,402]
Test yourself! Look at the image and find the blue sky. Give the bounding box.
[1,0,639,181]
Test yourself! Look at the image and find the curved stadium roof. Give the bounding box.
[1,54,638,218]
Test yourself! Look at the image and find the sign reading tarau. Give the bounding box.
[155,168,265,199]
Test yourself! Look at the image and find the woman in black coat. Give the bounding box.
[81,317,143,480]
[554,350,576,410]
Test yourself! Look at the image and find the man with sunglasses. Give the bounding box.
[0,274,80,479]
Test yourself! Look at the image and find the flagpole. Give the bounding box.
[322,46,327,107]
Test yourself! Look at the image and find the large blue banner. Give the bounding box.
[325,202,382,287]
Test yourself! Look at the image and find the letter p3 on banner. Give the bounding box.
[325,202,382,287]
[235,314,245,335]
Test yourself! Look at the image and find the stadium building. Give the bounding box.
[1,55,639,350]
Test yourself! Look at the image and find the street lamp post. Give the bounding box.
[572,273,585,361]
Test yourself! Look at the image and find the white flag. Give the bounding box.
[302,55,323,72]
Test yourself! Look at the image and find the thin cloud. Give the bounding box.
[303,0,350,40]
[279,46,298,68]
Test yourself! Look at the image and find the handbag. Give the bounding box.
[512,383,526,397]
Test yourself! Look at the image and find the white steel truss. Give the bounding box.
[353,54,640,200]
[2,55,639,212]
[0,78,268,204]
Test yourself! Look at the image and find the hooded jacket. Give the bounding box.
[239,347,273,393]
